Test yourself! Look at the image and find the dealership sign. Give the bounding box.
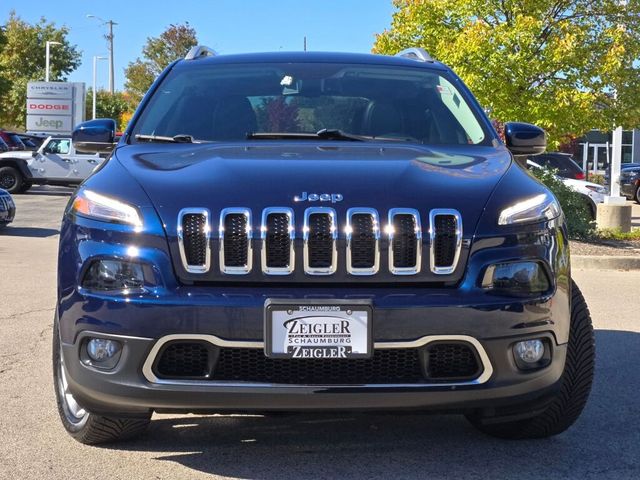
[26,81,85,135]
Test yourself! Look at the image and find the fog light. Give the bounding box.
[87,338,121,362]
[514,339,544,364]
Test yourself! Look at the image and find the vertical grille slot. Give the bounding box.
[261,208,294,274]
[177,208,211,273]
[304,208,337,275]
[347,208,380,275]
[219,208,252,274]
[388,209,422,275]
[429,209,462,275]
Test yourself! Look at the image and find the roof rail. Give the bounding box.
[395,47,434,63]
[184,45,216,60]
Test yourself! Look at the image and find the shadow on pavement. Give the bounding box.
[102,329,639,479]
[1,226,59,237]
[20,189,74,197]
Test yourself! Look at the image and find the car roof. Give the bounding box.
[174,51,449,71]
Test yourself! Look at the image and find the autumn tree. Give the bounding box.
[124,23,198,102]
[373,0,640,147]
[85,89,131,130]
[0,11,81,129]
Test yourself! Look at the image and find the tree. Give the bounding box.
[0,11,81,129]
[85,89,133,130]
[124,23,198,102]
[373,0,640,147]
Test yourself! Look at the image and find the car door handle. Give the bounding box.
[87,159,98,164]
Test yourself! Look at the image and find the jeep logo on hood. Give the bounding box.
[294,192,343,203]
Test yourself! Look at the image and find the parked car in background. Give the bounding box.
[0,130,26,151]
[0,137,8,153]
[528,152,585,180]
[0,136,105,193]
[18,134,45,151]
[620,166,640,203]
[0,188,16,228]
[527,158,606,219]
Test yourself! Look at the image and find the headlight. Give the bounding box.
[71,189,142,227]
[481,261,551,296]
[498,193,560,225]
[81,259,154,292]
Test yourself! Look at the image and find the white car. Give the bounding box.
[0,136,105,194]
[527,159,606,219]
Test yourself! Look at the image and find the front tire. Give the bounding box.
[635,186,640,204]
[53,318,151,445]
[0,166,23,194]
[466,281,595,439]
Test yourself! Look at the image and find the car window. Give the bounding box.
[8,135,25,149]
[132,62,490,146]
[45,139,71,155]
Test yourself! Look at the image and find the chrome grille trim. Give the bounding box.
[141,334,493,386]
[346,208,380,275]
[261,207,295,275]
[177,208,211,273]
[219,207,253,275]
[429,209,462,275]
[388,208,422,275]
[303,207,337,275]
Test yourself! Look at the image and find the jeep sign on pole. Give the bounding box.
[26,81,86,135]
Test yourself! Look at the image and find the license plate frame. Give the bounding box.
[264,299,373,359]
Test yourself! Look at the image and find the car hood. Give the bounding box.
[114,142,513,284]
[116,142,511,234]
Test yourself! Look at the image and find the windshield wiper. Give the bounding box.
[134,134,197,143]
[315,129,366,141]
[246,129,366,142]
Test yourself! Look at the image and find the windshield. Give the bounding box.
[131,62,490,146]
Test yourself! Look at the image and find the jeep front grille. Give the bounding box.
[150,340,483,384]
[429,209,462,275]
[261,208,295,274]
[388,209,422,275]
[177,208,211,273]
[177,207,462,277]
[346,208,380,275]
[303,208,337,275]
[219,208,252,274]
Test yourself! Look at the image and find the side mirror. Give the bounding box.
[72,119,117,154]
[504,122,546,156]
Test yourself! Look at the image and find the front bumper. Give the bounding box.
[60,303,568,417]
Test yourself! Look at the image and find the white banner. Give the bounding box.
[27,82,73,100]
[26,98,73,115]
[26,114,72,133]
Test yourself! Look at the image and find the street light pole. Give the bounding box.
[92,56,107,119]
[87,15,117,94]
[45,41,61,82]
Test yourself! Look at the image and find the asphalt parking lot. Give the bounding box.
[1,187,639,480]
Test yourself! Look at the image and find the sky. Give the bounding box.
[2,0,396,91]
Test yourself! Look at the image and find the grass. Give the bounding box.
[592,227,640,241]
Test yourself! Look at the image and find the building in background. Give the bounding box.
[575,129,639,175]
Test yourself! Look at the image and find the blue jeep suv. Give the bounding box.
[54,47,595,444]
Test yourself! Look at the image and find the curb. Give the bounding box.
[572,255,640,270]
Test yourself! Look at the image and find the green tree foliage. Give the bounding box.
[124,23,198,102]
[374,0,640,147]
[0,27,10,100]
[0,11,81,129]
[531,167,594,239]
[85,89,131,130]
